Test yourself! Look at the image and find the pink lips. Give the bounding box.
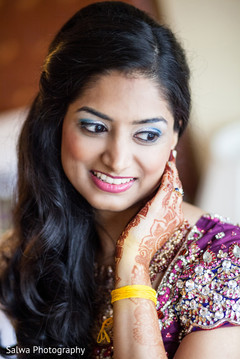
[90,171,135,193]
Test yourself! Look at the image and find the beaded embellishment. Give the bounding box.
[149,221,190,282]
[156,214,240,342]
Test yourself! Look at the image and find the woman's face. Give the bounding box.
[61,71,178,212]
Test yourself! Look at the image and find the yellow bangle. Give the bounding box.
[111,285,157,305]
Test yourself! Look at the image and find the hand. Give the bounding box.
[115,154,184,286]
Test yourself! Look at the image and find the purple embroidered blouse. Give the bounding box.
[158,214,240,358]
[93,214,240,358]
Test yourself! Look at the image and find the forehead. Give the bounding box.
[69,71,173,122]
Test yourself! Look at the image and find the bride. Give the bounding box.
[0,2,240,358]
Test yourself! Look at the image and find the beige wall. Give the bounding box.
[156,0,240,167]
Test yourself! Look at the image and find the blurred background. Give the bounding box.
[0,0,240,235]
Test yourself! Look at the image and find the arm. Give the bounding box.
[113,158,183,359]
[174,326,240,359]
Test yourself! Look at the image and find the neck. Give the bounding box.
[94,205,140,266]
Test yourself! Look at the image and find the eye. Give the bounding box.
[134,129,162,144]
[79,119,108,134]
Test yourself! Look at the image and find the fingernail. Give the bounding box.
[172,150,177,159]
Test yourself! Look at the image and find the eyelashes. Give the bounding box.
[78,119,162,144]
[133,128,162,143]
[79,119,108,133]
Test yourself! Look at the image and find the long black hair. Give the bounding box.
[0,1,190,357]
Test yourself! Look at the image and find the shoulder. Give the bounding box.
[174,325,240,359]
[189,212,240,255]
[182,201,205,227]
[182,201,240,252]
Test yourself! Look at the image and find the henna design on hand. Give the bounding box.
[132,206,179,283]
[113,158,180,358]
[133,301,162,346]
[115,216,141,262]
[115,159,183,286]
[131,264,150,286]
[137,198,153,217]
[115,216,142,285]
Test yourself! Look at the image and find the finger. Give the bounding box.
[159,161,174,192]
[138,157,182,216]
[167,160,182,191]
[168,161,184,221]
[163,161,184,211]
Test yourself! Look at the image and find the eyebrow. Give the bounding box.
[77,106,168,125]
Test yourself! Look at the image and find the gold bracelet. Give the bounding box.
[111,285,157,305]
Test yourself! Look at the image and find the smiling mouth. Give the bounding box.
[91,171,135,185]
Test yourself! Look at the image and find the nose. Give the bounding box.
[101,135,132,174]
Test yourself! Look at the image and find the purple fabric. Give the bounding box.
[158,215,240,358]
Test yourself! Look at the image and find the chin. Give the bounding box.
[80,182,159,213]
[88,193,150,214]
[91,201,133,213]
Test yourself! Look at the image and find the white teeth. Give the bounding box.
[107,177,113,184]
[93,171,134,185]
[114,178,122,185]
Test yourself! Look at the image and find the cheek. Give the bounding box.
[139,147,170,179]
[61,130,91,163]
